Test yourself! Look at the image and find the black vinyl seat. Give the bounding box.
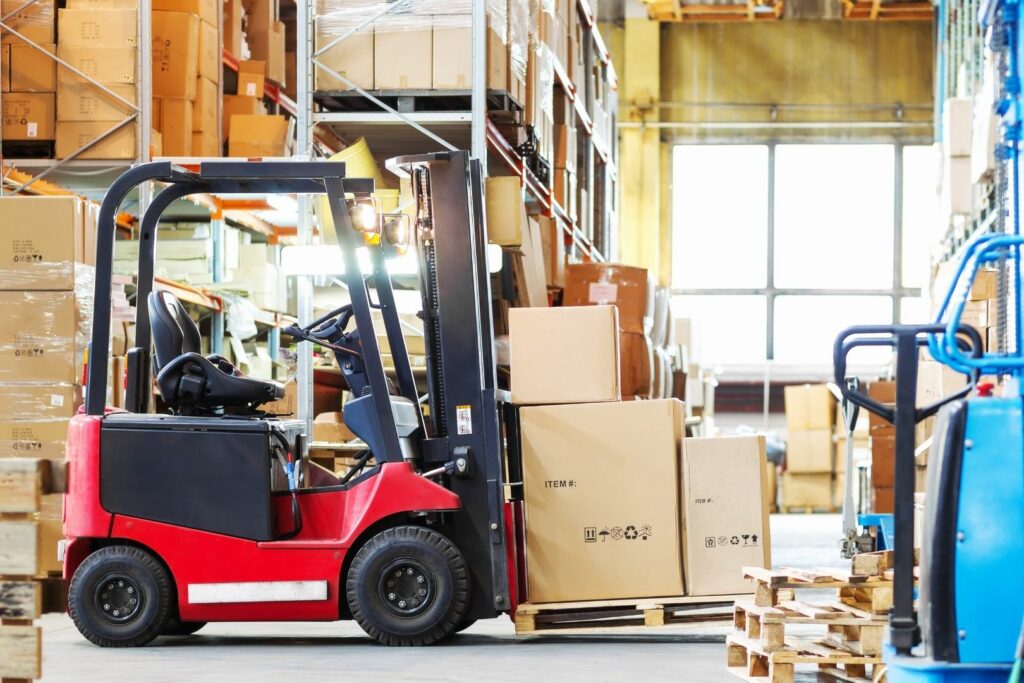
[148,291,284,413]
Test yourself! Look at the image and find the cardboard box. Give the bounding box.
[222,95,261,139]
[1,93,54,140]
[224,0,243,56]
[866,381,894,433]
[873,486,894,514]
[56,120,136,159]
[198,18,220,83]
[0,419,68,459]
[152,11,199,99]
[10,43,56,92]
[682,436,771,596]
[0,383,81,420]
[314,25,373,90]
[312,411,357,443]
[152,0,218,27]
[265,21,286,85]
[620,331,652,400]
[2,0,54,44]
[509,305,620,405]
[261,377,296,415]
[554,124,576,170]
[0,196,86,290]
[236,60,265,98]
[872,435,895,488]
[786,429,834,473]
[2,45,9,92]
[942,97,972,157]
[57,84,136,122]
[191,130,220,156]
[158,98,193,156]
[943,155,972,216]
[56,46,136,86]
[521,399,685,603]
[781,472,835,510]
[784,384,835,432]
[0,292,85,383]
[192,76,218,133]
[227,114,287,157]
[485,176,525,245]
[538,215,565,288]
[563,263,650,335]
[58,8,136,47]
[970,269,998,301]
[374,18,431,90]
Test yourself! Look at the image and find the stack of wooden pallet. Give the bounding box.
[726,565,894,683]
[1,459,68,683]
[514,593,744,635]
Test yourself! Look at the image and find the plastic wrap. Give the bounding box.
[0,0,54,42]
[0,266,94,385]
[508,0,529,87]
[0,418,70,459]
[0,383,82,420]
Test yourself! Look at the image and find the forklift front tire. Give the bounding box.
[161,620,207,637]
[68,545,173,648]
[346,526,470,646]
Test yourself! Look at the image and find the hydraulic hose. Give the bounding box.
[270,429,303,540]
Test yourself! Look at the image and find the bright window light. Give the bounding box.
[672,145,769,289]
[280,245,418,276]
[902,145,941,289]
[671,295,767,364]
[774,295,893,364]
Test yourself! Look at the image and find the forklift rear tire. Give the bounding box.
[68,545,172,648]
[346,526,469,646]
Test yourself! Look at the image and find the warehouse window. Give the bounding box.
[672,143,930,368]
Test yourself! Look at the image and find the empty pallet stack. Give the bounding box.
[782,384,841,513]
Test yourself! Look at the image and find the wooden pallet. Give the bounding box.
[514,594,745,634]
[1,140,55,159]
[726,632,881,683]
[313,88,523,122]
[0,458,69,683]
[734,601,886,656]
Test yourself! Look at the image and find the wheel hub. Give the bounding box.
[377,559,435,617]
[93,573,144,624]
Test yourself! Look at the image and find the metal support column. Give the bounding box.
[210,213,225,355]
[296,0,314,428]
[470,0,487,170]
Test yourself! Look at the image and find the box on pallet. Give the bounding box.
[56,120,136,159]
[0,420,69,460]
[9,43,56,92]
[223,95,263,138]
[159,98,194,156]
[563,263,650,335]
[374,15,432,89]
[786,429,834,473]
[1,93,54,141]
[228,115,288,157]
[0,291,91,384]
[682,436,771,596]
[2,0,54,44]
[56,46,136,86]
[0,383,82,421]
[0,197,92,289]
[781,471,843,510]
[58,7,136,47]
[314,19,374,90]
[521,399,685,603]
[783,384,835,432]
[152,10,200,99]
[57,84,136,123]
[509,305,620,405]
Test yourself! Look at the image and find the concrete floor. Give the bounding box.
[41,514,850,682]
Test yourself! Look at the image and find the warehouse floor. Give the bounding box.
[40,515,843,682]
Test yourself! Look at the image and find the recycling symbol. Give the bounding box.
[624,525,639,540]
[730,536,740,545]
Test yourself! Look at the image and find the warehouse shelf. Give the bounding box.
[222,49,297,117]
[148,276,296,330]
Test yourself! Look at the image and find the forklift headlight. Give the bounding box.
[347,197,380,234]
[382,213,412,255]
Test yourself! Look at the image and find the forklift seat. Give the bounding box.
[148,291,284,412]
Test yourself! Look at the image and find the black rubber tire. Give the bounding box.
[346,526,469,646]
[454,618,476,634]
[161,620,206,637]
[68,545,172,648]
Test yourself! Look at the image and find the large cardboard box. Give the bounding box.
[158,98,193,156]
[58,8,136,47]
[538,215,565,288]
[192,76,218,133]
[0,383,81,420]
[786,429,834,473]
[9,43,56,92]
[522,399,685,603]
[866,381,895,434]
[198,18,220,83]
[0,419,68,459]
[509,305,620,405]
[152,11,200,99]
[431,18,506,90]
[222,94,261,138]
[784,384,835,432]
[871,434,895,488]
[57,83,136,123]
[874,487,894,514]
[153,0,218,26]
[0,292,86,383]
[314,26,373,90]
[485,176,525,245]
[224,0,243,56]
[1,45,9,92]
[1,93,54,141]
[681,436,771,596]
[312,412,357,443]
[56,46,136,86]
[2,0,54,44]
[227,114,287,157]
[563,263,650,335]
[236,60,265,98]
[620,331,652,400]
[265,20,286,85]
[781,472,835,510]
[0,196,86,290]
[56,120,136,159]
[191,131,220,156]
[942,97,973,157]
[374,18,431,90]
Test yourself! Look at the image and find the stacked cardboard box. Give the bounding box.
[226,60,287,157]
[782,384,841,511]
[244,0,286,84]
[563,263,653,400]
[866,381,895,513]
[54,2,138,159]
[0,196,95,575]
[942,97,973,216]
[1,0,55,148]
[511,306,770,602]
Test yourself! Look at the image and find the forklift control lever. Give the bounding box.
[421,449,472,480]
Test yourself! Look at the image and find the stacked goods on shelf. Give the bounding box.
[55,1,138,159]
[941,96,973,216]
[243,0,286,85]
[551,98,577,217]
[114,222,216,284]
[526,0,555,166]
[510,306,770,613]
[782,384,841,512]
[228,60,288,157]
[485,174,549,315]
[220,243,290,313]
[1,0,55,152]
[0,458,71,682]
[562,263,653,400]
[152,0,222,156]
[0,196,96,581]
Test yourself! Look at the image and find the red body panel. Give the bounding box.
[63,411,464,621]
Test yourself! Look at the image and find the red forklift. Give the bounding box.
[63,153,526,647]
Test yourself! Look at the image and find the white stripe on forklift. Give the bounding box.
[187,581,329,604]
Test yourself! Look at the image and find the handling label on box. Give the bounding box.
[583,523,654,543]
[456,404,472,435]
[588,282,618,304]
[702,532,761,549]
